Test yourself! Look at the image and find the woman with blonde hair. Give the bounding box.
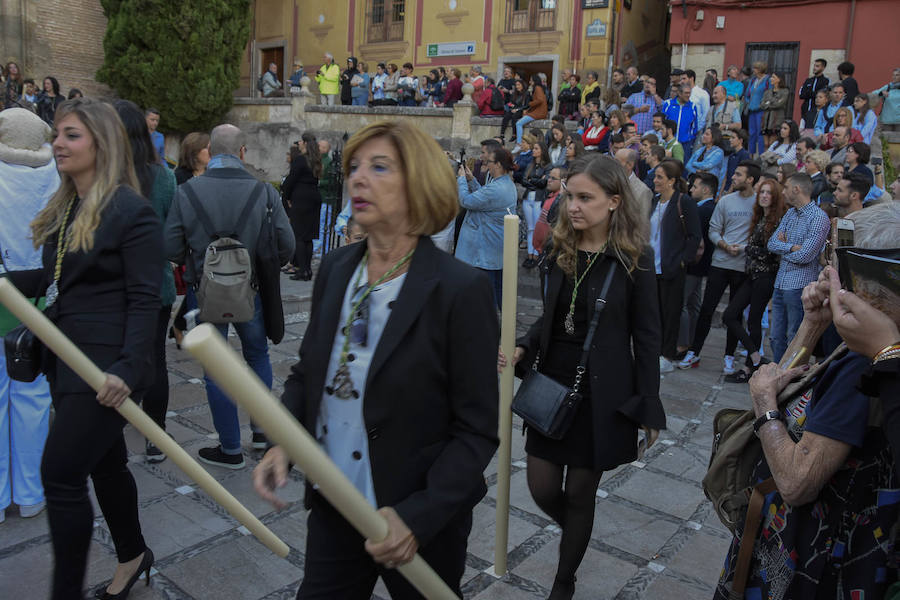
[500,155,665,599]
[254,120,499,598]
[31,98,161,599]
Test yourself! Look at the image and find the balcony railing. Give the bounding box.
[506,4,556,33]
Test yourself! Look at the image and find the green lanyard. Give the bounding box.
[338,248,414,363]
[565,244,606,336]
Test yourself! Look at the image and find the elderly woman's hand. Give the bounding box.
[801,270,834,329]
[827,266,900,358]
[364,507,418,569]
[96,373,131,408]
[750,363,808,417]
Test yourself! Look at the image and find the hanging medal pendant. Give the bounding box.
[328,363,359,400]
[45,281,59,307]
[564,311,575,336]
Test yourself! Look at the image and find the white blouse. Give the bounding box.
[316,261,407,507]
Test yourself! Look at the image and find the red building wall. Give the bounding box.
[669,0,900,122]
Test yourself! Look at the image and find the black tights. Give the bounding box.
[527,455,602,584]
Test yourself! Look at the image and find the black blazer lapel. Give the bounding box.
[365,237,439,389]
[539,263,565,357]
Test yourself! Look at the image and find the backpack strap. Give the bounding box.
[676,193,687,236]
[183,183,218,239]
[237,182,266,231]
[730,477,777,599]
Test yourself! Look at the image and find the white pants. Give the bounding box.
[320,94,337,106]
[522,193,542,256]
[0,344,52,509]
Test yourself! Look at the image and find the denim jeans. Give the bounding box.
[770,287,804,363]
[516,115,536,144]
[522,194,541,256]
[203,295,271,453]
[748,110,764,155]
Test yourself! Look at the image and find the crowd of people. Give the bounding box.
[1,51,899,600]
[2,61,84,123]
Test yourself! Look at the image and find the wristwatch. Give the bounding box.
[753,410,783,437]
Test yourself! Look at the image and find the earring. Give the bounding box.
[609,207,615,211]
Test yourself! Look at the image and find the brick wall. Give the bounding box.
[23,0,110,97]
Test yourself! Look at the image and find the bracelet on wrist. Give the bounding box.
[873,343,900,364]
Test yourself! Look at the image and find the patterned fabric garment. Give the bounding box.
[744,219,780,280]
[714,354,900,600]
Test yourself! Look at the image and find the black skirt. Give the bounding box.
[525,252,597,469]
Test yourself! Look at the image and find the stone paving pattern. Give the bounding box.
[0,267,756,600]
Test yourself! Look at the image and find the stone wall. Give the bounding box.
[218,80,566,182]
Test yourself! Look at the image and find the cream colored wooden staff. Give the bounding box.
[182,323,459,600]
[493,213,519,576]
[0,279,289,558]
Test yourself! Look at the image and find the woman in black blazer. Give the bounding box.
[254,121,499,599]
[30,98,162,600]
[501,156,665,599]
[650,159,702,369]
[282,132,323,281]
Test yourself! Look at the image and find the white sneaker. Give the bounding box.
[723,355,736,375]
[659,356,674,373]
[678,351,700,369]
[511,144,522,154]
[20,501,45,518]
[735,343,748,358]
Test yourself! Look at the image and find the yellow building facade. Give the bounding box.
[241,0,669,99]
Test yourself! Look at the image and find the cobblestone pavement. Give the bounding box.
[0,266,756,600]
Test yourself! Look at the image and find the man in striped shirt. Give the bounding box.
[767,172,831,362]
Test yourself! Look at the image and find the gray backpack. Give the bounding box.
[184,183,264,323]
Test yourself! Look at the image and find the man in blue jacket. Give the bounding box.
[662,84,700,164]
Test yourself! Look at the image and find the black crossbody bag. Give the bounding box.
[1,248,44,382]
[512,262,616,440]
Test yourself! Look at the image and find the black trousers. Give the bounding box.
[294,239,314,274]
[500,110,523,137]
[41,392,146,599]
[297,493,470,599]
[142,305,171,429]
[722,273,775,366]
[657,270,685,360]
[690,266,747,356]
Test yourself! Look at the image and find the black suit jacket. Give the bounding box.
[281,237,500,546]
[651,192,702,280]
[517,248,666,470]
[41,186,163,395]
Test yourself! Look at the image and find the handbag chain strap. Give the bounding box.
[571,260,616,394]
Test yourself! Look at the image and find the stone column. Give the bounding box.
[0,0,26,65]
[451,82,477,149]
[291,76,313,125]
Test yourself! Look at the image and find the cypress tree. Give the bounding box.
[98,0,251,132]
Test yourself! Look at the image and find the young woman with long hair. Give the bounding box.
[36,76,64,125]
[722,178,787,382]
[500,78,529,143]
[852,93,878,144]
[548,123,568,167]
[31,97,161,599]
[282,131,323,280]
[521,141,551,268]
[763,120,800,167]
[2,61,24,109]
[500,156,664,599]
[760,72,790,147]
[113,99,177,464]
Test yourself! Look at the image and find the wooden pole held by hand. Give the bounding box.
[0,279,289,558]
[182,323,458,600]
[494,213,519,576]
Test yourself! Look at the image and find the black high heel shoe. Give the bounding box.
[95,548,154,600]
[548,575,576,600]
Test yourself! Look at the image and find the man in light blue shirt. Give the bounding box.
[455,149,517,309]
[767,172,830,362]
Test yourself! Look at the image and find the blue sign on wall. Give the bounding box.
[586,19,607,38]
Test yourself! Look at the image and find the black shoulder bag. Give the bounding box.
[512,261,616,440]
[1,249,44,382]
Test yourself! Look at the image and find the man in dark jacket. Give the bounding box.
[164,124,294,469]
[678,172,717,357]
[799,58,830,127]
